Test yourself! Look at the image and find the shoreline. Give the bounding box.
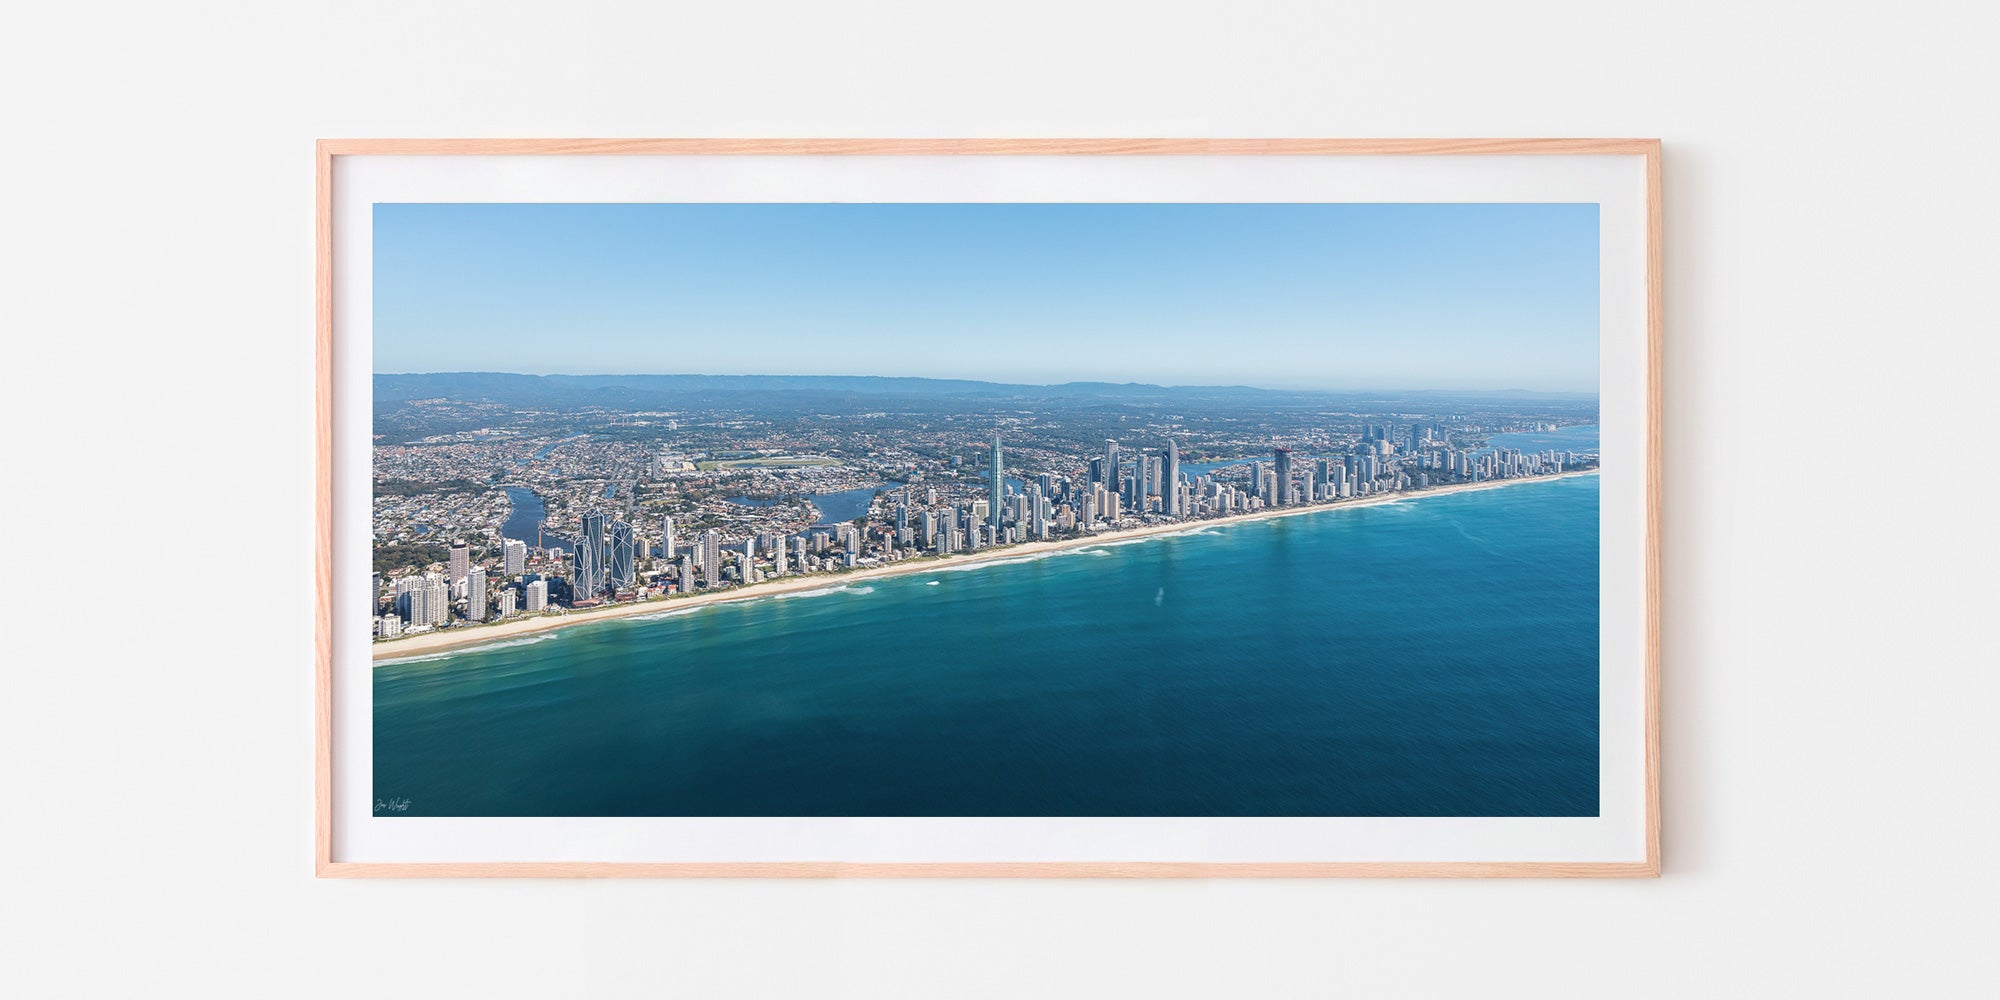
[374,469,1598,663]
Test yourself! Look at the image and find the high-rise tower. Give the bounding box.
[1273,447,1294,507]
[989,432,1004,539]
[608,520,635,589]
[700,529,721,583]
[574,511,606,599]
[1163,439,1181,516]
[467,566,488,621]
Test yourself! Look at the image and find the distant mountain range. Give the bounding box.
[374,372,1596,410]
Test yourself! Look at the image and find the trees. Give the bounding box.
[373,542,449,575]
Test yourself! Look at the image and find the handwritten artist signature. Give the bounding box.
[374,797,411,813]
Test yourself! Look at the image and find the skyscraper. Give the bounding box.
[701,529,721,583]
[467,566,488,621]
[574,510,606,599]
[502,538,526,576]
[420,580,449,625]
[660,515,675,559]
[1163,439,1181,516]
[392,575,420,620]
[608,520,635,589]
[1273,447,1293,506]
[1105,439,1121,494]
[448,540,470,584]
[989,431,1004,538]
[525,578,547,612]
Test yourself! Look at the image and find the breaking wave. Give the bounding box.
[376,630,559,666]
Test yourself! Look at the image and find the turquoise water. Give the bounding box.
[375,475,1599,817]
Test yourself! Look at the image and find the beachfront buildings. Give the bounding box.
[988,432,1004,540]
[609,520,636,590]
[467,566,488,621]
[375,421,1595,641]
[574,511,606,601]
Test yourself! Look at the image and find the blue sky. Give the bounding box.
[374,202,1598,391]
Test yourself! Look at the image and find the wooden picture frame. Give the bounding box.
[318,138,1661,878]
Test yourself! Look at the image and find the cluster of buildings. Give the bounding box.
[374,538,546,638]
[374,425,1591,641]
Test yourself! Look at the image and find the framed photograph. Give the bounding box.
[317,139,1661,877]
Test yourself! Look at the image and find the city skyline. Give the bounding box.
[374,203,1600,391]
[374,395,1600,642]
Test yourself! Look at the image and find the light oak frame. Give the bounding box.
[316,138,1662,878]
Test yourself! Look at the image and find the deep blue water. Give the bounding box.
[808,486,882,524]
[499,487,547,549]
[376,475,1600,817]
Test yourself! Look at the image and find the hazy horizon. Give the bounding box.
[375,203,1600,392]
[372,370,1599,397]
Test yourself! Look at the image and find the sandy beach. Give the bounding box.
[373,469,1598,662]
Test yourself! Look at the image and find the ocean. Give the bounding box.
[376,474,1600,817]
[1478,424,1602,455]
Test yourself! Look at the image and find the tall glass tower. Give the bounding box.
[1273,447,1293,507]
[575,510,606,599]
[1163,439,1181,516]
[608,520,635,589]
[989,432,1004,539]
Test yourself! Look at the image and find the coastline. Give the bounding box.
[374,469,1598,663]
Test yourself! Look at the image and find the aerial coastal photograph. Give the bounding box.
[370,202,1602,818]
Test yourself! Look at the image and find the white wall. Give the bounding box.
[4,2,1994,996]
